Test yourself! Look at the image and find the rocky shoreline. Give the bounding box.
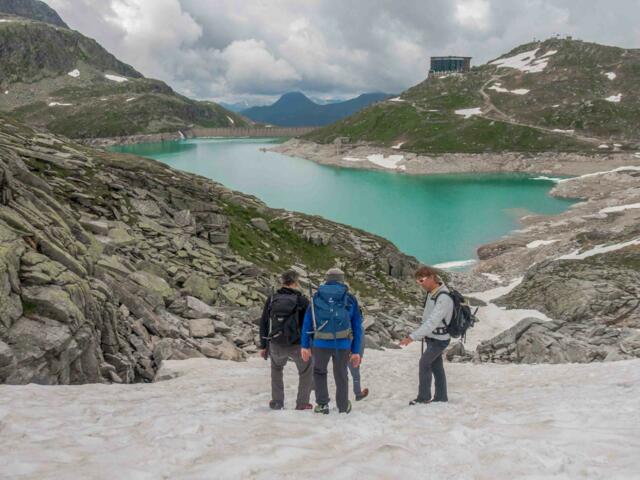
[273,138,640,177]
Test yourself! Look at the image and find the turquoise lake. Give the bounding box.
[112,138,575,266]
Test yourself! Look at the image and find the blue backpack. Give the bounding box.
[312,283,353,340]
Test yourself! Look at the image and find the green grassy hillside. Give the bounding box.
[306,38,640,153]
[0,15,247,137]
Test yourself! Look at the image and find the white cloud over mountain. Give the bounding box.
[45,0,640,103]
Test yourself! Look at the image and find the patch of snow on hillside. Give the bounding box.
[125,97,135,102]
[226,116,235,125]
[558,238,640,260]
[342,157,363,163]
[526,239,559,249]
[599,203,640,214]
[67,69,80,78]
[433,259,477,270]
[389,97,405,102]
[552,104,560,108]
[366,154,405,169]
[490,48,555,73]
[0,19,14,22]
[455,107,482,118]
[532,176,563,182]
[48,102,72,107]
[391,142,405,150]
[4,90,8,95]
[605,93,622,103]
[552,129,574,134]
[605,72,617,80]
[557,165,640,183]
[489,85,530,95]
[105,74,128,83]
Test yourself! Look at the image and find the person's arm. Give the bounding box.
[349,298,363,367]
[300,306,313,362]
[300,306,313,349]
[259,297,270,349]
[409,295,454,341]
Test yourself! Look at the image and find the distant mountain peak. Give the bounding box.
[242,91,392,127]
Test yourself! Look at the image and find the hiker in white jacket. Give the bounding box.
[400,265,453,405]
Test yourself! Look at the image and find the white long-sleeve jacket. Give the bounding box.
[409,284,454,341]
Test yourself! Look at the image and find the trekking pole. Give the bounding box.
[421,339,425,355]
[308,281,317,332]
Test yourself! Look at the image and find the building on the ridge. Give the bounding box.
[429,56,472,76]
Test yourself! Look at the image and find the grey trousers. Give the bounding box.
[312,348,350,412]
[269,343,313,406]
[347,349,364,395]
[417,338,450,402]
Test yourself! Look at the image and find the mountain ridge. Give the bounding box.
[0,6,247,138]
[241,91,392,127]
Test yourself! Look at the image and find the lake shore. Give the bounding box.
[272,138,640,177]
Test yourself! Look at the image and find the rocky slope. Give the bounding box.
[0,114,425,385]
[471,166,640,363]
[0,13,247,138]
[302,37,640,154]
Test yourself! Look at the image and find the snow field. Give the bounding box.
[343,154,405,170]
[454,107,482,119]
[490,48,557,73]
[105,74,128,83]
[1,350,638,480]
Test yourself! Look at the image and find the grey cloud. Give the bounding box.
[44,0,640,103]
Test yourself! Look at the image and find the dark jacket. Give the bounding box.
[259,287,310,349]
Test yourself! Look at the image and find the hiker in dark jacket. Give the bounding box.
[400,265,453,405]
[259,269,312,410]
[300,268,363,414]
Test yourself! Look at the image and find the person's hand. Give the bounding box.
[350,354,361,368]
[259,349,268,359]
[399,337,413,347]
[301,348,312,362]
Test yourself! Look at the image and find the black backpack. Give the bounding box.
[433,287,478,341]
[268,293,301,345]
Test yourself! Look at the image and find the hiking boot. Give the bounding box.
[269,400,284,410]
[355,388,369,401]
[341,401,352,414]
[314,403,330,414]
[295,403,313,410]
[432,397,448,403]
[409,398,432,406]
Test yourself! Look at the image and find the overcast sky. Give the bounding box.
[45,0,640,104]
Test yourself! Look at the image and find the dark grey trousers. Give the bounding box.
[417,338,450,402]
[312,347,350,412]
[269,343,313,406]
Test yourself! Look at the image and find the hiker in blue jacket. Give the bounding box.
[300,268,363,414]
